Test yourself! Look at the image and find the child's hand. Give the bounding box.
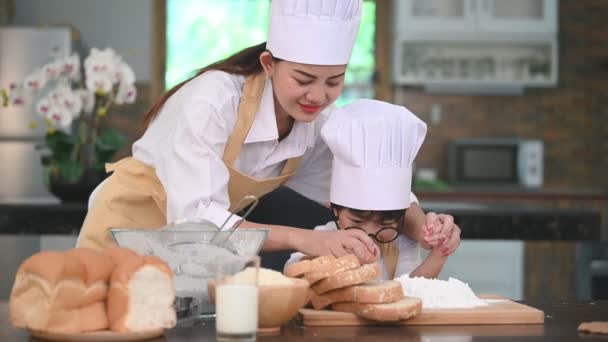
[423,212,461,257]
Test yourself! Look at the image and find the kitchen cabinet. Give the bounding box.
[394,0,557,35]
[392,0,558,91]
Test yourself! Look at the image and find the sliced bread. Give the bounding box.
[312,263,381,295]
[331,297,422,322]
[284,255,336,278]
[304,254,360,284]
[310,280,404,310]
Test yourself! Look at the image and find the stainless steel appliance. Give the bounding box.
[0,27,71,203]
[448,138,543,188]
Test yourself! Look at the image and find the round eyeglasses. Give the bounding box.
[344,226,399,244]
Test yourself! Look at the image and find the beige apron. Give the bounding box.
[79,73,302,250]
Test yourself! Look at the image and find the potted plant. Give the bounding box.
[1,47,136,202]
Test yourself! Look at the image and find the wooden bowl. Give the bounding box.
[209,277,310,333]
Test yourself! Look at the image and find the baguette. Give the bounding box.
[331,297,422,322]
[304,254,360,284]
[310,280,404,310]
[312,263,381,295]
[284,255,336,278]
[107,255,176,332]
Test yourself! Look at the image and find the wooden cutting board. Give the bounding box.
[298,295,544,326]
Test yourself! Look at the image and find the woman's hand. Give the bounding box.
[423,212,461,257]
[296,229,379,264]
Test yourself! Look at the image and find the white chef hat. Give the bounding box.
[266,0,362,65]
[321,99,427,211]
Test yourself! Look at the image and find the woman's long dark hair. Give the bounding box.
[142,42,268,128]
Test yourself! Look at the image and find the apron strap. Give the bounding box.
[223,72,266,166]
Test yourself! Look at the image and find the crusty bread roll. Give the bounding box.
[310,280,404,310]
[304,254,360,284]
[284,255,336,278]
[331,297,422,322]
[9,251,88,333]
[312,263,381,295]
[65,248,114,306]
[107,255,176,333]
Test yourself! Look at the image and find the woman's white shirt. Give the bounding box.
[131,71,333,226]
[284,221,422,280]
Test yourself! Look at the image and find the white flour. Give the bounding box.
[396,275,488,309]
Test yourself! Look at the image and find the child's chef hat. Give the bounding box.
[321,99,427,211]
[266,0,362,65]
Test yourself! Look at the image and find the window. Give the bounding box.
[166,0,375,106]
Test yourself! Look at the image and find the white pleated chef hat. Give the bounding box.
[266,0,362,65]
[321,99,427,211]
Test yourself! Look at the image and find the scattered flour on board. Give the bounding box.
[396,275,488,309]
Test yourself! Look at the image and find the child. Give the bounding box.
[284,99,459,280]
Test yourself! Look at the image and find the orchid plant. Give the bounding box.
[1,47,135,184]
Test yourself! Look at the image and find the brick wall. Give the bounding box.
[392,0,608,189]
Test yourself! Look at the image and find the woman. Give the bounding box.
[78,0,458,269]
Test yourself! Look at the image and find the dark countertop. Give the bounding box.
[2,301,608,341]
[0,200,602,240]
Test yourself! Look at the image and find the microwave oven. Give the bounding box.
[448,138,543,188]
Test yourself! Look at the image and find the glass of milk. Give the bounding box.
[215,254,260,342]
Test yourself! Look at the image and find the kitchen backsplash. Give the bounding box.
[392,0,607,190]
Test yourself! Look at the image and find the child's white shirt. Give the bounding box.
[284,221,421,280]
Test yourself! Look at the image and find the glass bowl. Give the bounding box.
[110,222,269,325]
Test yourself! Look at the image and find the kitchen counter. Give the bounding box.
[1,301,607,341]
[0,201,601,240]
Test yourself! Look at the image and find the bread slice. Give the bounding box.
[107,255,176,332]
[304,254,360,284]
[284,255,336,278]
[331,297,422,322]
[310,280,404,310]
[65,248,115,306]
[312,263,381,295]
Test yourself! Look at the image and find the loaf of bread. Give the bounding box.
[10,247,176,335]
[64,248,114,306]
[331,297,422,322]
[304,254,360,284]
[284,255,336,278]
[107,255,176,333]
[9,251,88,333]
[312,262,381,295]
[310,280,404,310]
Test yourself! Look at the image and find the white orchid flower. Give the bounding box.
[85,73,113,94]
[23,69,47,92]
[77,89,95,114]
[60,54,81,80]
[56,89,83,117]
[84,47,119,83]
[114,83,137,104]
[115,61,136,86]
[8,83,28,106]
[45,104,74,132]
[36,98,52,118]
[42,60,62,81]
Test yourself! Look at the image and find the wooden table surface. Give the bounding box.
[2,301,607,341]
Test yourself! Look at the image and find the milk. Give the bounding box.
[216,284,258,334]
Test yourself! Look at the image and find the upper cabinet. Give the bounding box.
[395,0,557,36]
[392,0,559,92]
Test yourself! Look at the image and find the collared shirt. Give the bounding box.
[132,71,331,226]
[284,221,422,280]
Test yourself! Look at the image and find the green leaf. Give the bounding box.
[45,131,78,162]
[95,128,127,163]
[58,161,85,184]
